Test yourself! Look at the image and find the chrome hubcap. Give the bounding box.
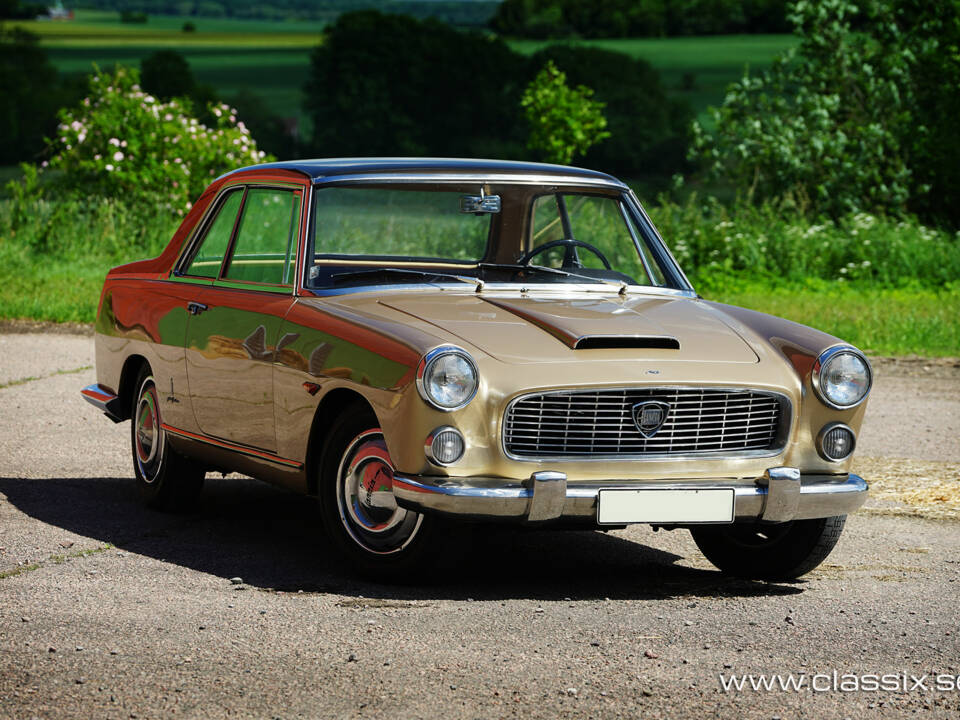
[135,378,164,483]
[336,429,422,555]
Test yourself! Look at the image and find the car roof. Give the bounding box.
[223,157,626,187]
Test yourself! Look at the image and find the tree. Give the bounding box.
[304,11,526,159]
[140,50,197,102]
[0,27,60,163]
[528,45,691,176]
[690,0,960,225]
[520,60,609,165]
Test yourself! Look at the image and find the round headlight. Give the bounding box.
[817,422,856,461]
[425,426,465,465]
[417,346,479,411]
[812,346,872,409]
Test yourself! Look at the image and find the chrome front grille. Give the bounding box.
[503,388,788,458]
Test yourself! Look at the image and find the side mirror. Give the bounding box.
[460,194,501,214]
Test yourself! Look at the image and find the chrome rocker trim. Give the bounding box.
[392,467,868,524]
[80,383,125,423]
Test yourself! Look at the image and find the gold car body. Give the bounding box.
[82,159,869,527]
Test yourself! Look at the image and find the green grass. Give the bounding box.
[706,284,960,357]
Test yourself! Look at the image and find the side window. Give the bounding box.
[224,188,301,286]
[184,190,243,278]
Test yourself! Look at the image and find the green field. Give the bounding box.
[9,10,323,129]
[10,11,795,129]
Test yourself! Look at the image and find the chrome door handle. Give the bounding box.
[187,302,208,315]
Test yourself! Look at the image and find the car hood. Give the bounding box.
[328,291,760,365]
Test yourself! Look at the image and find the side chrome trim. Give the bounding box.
[161,423,303,469]
[80,383,125,423]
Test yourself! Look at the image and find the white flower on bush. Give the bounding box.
[44,66,272,211]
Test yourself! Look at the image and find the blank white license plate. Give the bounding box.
[597,488,735,524]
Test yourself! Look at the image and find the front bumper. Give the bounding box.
[392,467,868,524]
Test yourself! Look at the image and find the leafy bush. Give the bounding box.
[647,195,960,290]
[44,66,269,213]
[521,60,609,165]
[689,0,960,226]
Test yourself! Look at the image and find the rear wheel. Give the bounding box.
[690,516,846,581]
[318,403,439,579]
[131,367,204,511]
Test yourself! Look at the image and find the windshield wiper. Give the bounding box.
[330,267,484,292]
[479,263,627,295]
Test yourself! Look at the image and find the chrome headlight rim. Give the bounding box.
[816,421,857,462]
[812,345,873,410]
[416,345,479,412]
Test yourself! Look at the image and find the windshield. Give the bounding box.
[306,183,681,290]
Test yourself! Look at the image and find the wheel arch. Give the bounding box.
[305,386,378,495]
[117,354,151,420]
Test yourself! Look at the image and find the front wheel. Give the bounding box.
[131,368,204,511]
[690,516,847,581]
[318,403,439,579]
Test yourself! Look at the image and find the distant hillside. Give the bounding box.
[69,1,501,26]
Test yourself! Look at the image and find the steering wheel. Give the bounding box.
[517,238,612,270]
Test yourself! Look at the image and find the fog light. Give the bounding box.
[817,423,856,461]
[425,427,465,466]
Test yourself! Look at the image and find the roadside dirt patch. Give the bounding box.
[855,456,960,520]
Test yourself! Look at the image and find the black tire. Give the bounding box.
[317,401,439,579]
[690,516,847,581]
[130,366,204,511]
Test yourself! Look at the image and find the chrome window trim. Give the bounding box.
[175,180,306,278]
[500,386,793,463]
[304,282,698,299]
[811,345,873,410]
[816,422,857,462]
[625,189,695,294]
[311,173,629,190]
[416,346,480,412]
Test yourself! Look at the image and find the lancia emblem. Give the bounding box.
[632,401,670,438]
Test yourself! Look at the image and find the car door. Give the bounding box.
[178,183,303,451]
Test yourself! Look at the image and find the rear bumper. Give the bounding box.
[80,383,125,423]
[392,467,868,524]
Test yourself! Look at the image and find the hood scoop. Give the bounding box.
[573,335,680,350]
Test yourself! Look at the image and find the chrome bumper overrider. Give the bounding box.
[392,467,868,524]
[80,383,125,423]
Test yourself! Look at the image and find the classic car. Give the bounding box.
[81,158,872,580]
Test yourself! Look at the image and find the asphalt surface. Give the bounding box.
[1,332,958,719]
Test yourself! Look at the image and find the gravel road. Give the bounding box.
[1,332,958,719]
